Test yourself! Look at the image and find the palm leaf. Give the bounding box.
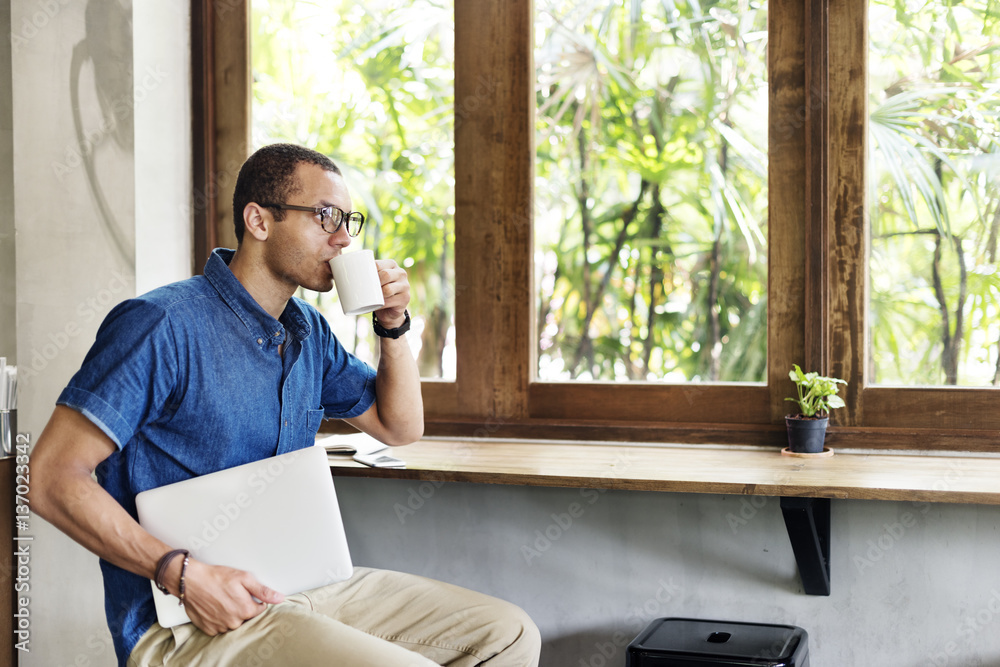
[870,115,952,237]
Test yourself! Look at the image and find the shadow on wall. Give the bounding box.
[69,0,133,265]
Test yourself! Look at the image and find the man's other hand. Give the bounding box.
[178,559,285,635]
[374,258,411,328]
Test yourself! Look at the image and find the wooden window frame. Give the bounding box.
[192,0,1000,452]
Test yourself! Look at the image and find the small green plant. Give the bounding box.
[786,364,847,418]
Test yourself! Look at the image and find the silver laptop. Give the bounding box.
[135,445,354,627]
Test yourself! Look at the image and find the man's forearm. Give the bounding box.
[371,335,424,445]
[29,407,282,631]
[354,260,424,445]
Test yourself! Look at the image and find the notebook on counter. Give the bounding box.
[135,445,353,628]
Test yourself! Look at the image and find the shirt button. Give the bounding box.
[257,338,263,345]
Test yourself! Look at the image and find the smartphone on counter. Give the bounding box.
[353,452,407,468]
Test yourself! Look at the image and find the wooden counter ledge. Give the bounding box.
[327,438,1000,505]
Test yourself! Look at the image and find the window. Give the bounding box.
[196,0,1000,450]
[251,0,456,379]
[867,0,1000,387]
[534,0,769,384]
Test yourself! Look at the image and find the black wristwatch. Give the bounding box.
[372,310,411,339]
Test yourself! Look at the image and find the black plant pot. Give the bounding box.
[785,415,829,453]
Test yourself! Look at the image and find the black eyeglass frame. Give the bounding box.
[259,202,366,237]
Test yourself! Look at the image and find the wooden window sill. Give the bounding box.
[327,437,1000,505]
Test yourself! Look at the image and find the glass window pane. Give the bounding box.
[251,0,456,379]
[534,0,769,383]
[868,0,1000,386]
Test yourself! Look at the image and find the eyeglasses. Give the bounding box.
[260,203,366,237]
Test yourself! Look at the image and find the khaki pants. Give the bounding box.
[128,568,541,667]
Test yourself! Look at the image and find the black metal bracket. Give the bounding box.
[780,497,831,596]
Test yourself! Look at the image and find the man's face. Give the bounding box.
[262,162,353,293]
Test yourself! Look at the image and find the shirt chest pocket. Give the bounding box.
[306,408,325,436]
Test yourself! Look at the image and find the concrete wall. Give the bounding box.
[337,478,1000,667]
[0,0,14,362]
[3,2,1000,666]
[6,0,190,664]
[12,1,135,662]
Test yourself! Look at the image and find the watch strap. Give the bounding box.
[372,310,411,339]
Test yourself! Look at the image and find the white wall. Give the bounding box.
[133,1,192,293]
[4,2,1000,666]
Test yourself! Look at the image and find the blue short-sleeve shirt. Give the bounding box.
[57,248,377,666]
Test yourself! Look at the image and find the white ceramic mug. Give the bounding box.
[329,250,385,316]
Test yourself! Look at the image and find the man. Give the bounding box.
[29,143,541,666]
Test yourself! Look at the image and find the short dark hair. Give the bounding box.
[231,143,341,244]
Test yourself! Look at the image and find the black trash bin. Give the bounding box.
[626,617,809,667]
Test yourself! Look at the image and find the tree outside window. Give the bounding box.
[535,0,769,383]
[868,0,1000,387]
[252,0,456,379]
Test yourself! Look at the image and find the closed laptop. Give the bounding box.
[135,445,354,627]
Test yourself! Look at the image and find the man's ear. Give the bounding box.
[243,203,270,242]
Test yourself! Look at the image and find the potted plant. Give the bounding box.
[784,364,847,454]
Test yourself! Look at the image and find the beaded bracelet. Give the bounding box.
[178,553,190,607]
[153,549,189,596]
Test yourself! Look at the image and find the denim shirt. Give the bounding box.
[57,248,377,666]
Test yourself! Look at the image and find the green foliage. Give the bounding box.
[249,0,1000,387]
[535,0,769,383]
[785,365,847,418]
[251,0,456,378]
[868,0,1000,386]
[535,0,1000,386]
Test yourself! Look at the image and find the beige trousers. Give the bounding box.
[128,568,541,667]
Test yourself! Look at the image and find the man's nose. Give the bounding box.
[329,224,352,247]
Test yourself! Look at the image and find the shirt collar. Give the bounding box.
[203,248,312,344]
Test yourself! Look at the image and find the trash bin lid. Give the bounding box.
[629,617,808,665]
